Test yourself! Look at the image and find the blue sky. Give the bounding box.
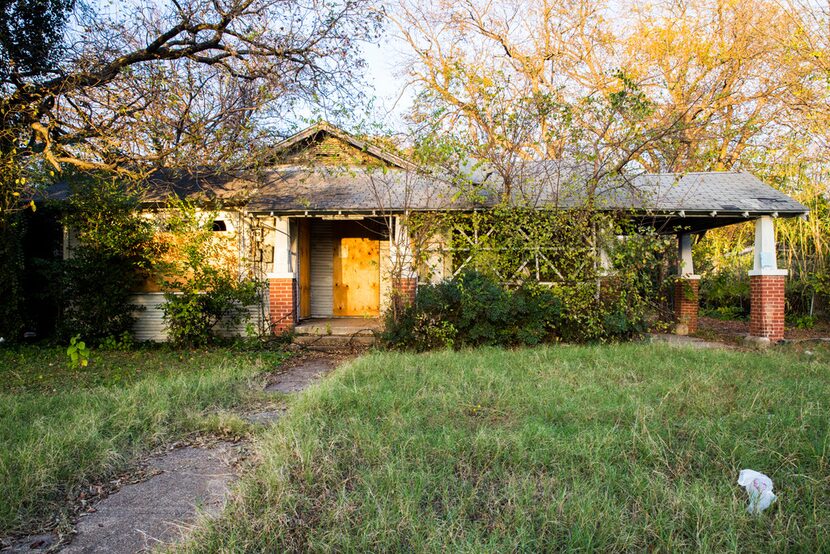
[350,30,415,133]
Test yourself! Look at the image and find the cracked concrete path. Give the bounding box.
[264,358,334,393]
[61,445,236,554]
[26,353,347,554]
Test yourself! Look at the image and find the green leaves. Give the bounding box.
[66,335,90,368]
[59,175,160,343]
[158,199,261,346]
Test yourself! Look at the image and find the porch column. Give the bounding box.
[674,233,701,335]
[748,216,787,343]
[268,217,296,334]
[390,216,417,307]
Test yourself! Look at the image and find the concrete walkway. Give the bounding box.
[647,333,732,349]
[61,445,237,554]
[5,354,342,554]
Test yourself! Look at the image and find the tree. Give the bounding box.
[625,0,802,172]
[59,174,163,343]
[1,0,381,185]
[0,0,380,340]
[391,0,829,192]
[0,0,75,84]
[391,0,695,200]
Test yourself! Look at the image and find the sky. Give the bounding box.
[81,0,416,135]
[360,36,414,130]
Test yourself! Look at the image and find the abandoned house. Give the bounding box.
[47,122,809,343]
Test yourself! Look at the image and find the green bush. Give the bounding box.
[0,214,25,341]
[700,268,830,322]
[383,272,561,350]
[59,176,162,343]
[158,199,261,346]
[162,272,261,347]
[702,306,747,320]
[383,271,649,351]
[699,270,750,318]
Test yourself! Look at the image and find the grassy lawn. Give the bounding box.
[0,346,286,536]
[180,343,829,553]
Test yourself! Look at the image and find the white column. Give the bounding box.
[678,233,700,279]
[748,216,788,277]
[267,216,294,279]
[598,246,612,276]
[390,215,417,279]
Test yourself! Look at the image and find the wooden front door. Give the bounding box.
[333,228,380,316]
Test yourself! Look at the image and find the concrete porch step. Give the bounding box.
[294,318,381,337]
[292,334,376,351]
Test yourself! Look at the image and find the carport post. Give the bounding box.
[748,216,787,343]
[674,233,700,335]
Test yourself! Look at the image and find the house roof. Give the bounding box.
[40,124,808,233]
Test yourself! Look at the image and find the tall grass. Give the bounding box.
[0,347,283,535]
[180,344,829,552]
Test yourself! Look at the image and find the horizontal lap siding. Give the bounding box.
[130,292,268,342]
[131,294,168,342]
[310,220,334,317]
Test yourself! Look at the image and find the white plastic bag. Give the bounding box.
[738,469,777,514]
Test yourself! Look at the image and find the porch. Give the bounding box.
[292,317,382,350]
[265,214,417,335]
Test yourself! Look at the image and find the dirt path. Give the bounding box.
[647,333,733,350]
[5,353,345,554]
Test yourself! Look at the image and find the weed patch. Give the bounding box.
[180,344,830,552]
[0,346,286,535]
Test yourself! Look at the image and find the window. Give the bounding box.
[212,220,227,232]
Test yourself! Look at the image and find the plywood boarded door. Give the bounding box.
[333,233,380,316]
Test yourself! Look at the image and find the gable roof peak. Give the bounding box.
[272,121,416,170]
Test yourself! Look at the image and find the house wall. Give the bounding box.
[380,239,392,312]
[125,208,270,341]
[276,134,387,166]
[130,292,268,342]
[126,213,400,338]
[418,231,452,284]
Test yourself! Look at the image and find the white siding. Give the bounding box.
[131,294,168,342]
[130,292,268,342]
[310,220,334,317]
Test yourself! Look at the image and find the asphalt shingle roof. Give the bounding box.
[42,166,808,224]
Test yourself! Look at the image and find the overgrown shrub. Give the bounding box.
[699,267,830,322]
[383,208,668,351]
[698,269,750,317]
[59,176,162,343]
[383,271,563,350]
[0,214,25,341]
[162,272,262,347]
[383,269,655,351]
[158,200,261,346]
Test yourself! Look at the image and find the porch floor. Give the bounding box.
[295,317,382,337]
